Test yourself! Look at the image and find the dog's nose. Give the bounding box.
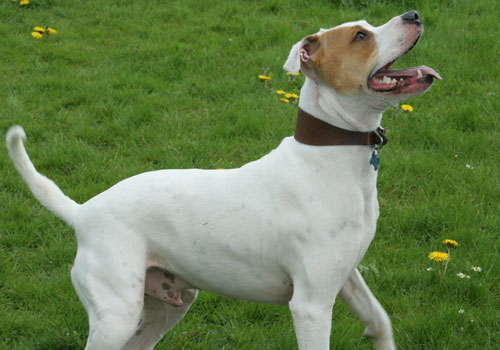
[401,10,422,26]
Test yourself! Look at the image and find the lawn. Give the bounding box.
[0,0,499,349]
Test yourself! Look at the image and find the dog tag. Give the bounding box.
[370,151,380,171]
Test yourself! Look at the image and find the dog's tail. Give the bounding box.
[6,126,80,227]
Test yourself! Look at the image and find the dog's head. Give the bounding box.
[284,11,441,115]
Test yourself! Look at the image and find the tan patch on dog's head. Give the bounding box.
[306,25,379,95]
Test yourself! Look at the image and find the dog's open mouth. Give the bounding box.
[368,38,442,94]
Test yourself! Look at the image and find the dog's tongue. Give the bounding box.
[379,65,442,80]
[419,66,442,80]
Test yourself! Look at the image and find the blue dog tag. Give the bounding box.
[370,151,380,171]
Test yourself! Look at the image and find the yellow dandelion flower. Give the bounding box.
[47,27,57,35]
[276,90,286,95]
[285,93,299,99]
[401,104,413,112]
[428,251,449,262]
[280,98,290,103]
[20,0,30,5]
[442,239,459,247]
[258,75,271,81]
[286,72,301,76]
[34,26,45,34]
[31,31,43,39]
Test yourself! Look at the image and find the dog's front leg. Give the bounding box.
[339,269,395,350]
[288,271,339,350]
[289,294,334,350]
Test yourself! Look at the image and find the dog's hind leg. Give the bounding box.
[72,262,146,349]
[124,289,198,350]
[339,268,395,350]
[70,234,149,350]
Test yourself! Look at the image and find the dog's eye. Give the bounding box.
[354,31,369,42]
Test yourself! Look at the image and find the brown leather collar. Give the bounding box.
[294,108,388,147]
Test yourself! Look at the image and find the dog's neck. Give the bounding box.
[298,78,384,132]
[294,108,387,148]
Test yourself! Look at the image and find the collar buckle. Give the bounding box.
[374,126,388,151]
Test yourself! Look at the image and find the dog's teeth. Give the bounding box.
[379,76,396,85]
[417,69,423,78]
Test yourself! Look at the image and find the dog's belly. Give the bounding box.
[143,192,299,305]
[143,264,293,306]
[147,259,295,305]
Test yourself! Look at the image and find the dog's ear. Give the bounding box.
[283,35,321,77]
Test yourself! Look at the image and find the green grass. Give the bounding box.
[1,0,499,349]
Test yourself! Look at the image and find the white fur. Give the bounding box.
[6,12,434,350]
[6,126,79,226]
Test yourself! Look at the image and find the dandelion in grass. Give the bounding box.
[401,104,413,112]
[276,90,286,95]
[428,251,448,278]
[31,26,57,39]
[440,238,458,276]
[287,72,300,76]
[471,266,482,272]
[280,98,290,103]
[428,251,448,262]
[258,75,271,81]
[20,0,29,5]
[285,93,299,99]
[442,239,458,247]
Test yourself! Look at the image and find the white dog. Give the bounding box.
[7,10,440,350]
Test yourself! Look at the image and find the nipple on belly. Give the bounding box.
[144,267,192,307]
